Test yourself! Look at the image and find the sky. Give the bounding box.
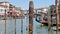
[0,0,55,10]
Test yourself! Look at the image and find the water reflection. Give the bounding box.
[0,20,5,34]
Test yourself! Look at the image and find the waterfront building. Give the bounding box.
[0,2,9,16]
[0,1,21,17]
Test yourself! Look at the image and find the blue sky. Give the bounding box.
[0,0,55,10]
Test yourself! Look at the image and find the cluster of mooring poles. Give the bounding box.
[3,0,60,34]
[28,0,59,34]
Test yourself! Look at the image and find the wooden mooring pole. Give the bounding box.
[21,15,23,34]
[48,9,51,31]
[14,15,16,34]
[29,0,34,34]
[4,9,6,34]
[4,1,6,34]
[55,0,59,34]
[26,13,29,34]
[13,6,16,34]
[20,10,23,34]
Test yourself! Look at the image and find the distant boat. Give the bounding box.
[35,17,41,23]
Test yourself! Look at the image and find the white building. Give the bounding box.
[0,2,21,17]
[0,2,10,16]
[0,5,5,16]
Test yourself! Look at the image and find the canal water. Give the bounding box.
[0,16,60,34]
